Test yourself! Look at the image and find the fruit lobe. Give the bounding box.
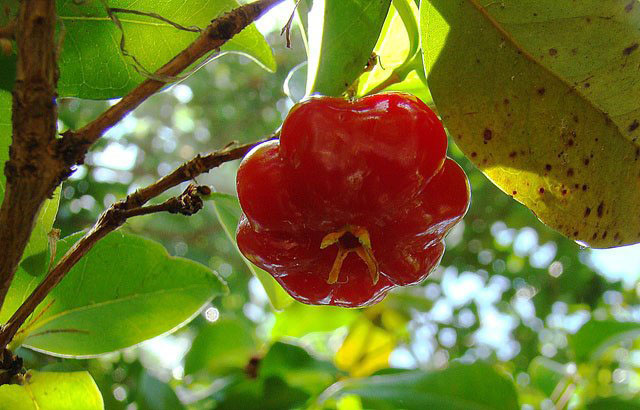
[236,93,470,307]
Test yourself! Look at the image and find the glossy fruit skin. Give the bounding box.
[236,93,470,307]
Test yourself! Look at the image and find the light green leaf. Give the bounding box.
[0,231,227,356]
[571,320,640,362]
[0,90,60,277]
[305,0,391,96]
[356,0,430,103]
[356,1,411,95]
[271,301,358,339]
[184,318,255,375]
[381,70,433,107]
[0,371,104,410]
[321,362,519,410]
[421,0,640,247]
[211,192,293,310]
[48,0,275,99]
[294,0,312,57]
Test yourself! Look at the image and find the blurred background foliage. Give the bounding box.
[13,3,640,409]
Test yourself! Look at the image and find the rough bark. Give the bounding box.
[0,0,61,307]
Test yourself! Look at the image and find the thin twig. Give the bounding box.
[57,0,286,168]
[280,0,301,48]
[0,0,286,328]
[128,135,274,208]
[0,136,272,350]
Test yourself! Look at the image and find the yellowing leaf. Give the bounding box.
[421,0,640,248]
[357,1,415,94]
[0,371,103,410]
[335,319,395,377]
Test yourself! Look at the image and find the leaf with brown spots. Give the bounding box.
[421,0,640,247]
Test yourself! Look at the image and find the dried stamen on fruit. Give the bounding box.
[321,226,379,285]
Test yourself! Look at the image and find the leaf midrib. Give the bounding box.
[26,283,211,334]
[59,15,172,28]
[458,0,619,134]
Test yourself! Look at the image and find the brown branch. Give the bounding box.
[128,136,274,208]
[280,0,301,48]
[0,348,23,385]
[0,0,285,313]
[57,0,286,168]
[0,0,60,309]
[0,137,271,350]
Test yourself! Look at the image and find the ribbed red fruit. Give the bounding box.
[236,93,470,307]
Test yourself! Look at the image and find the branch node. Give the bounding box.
[172,184,208,215]
[0,348,25,385]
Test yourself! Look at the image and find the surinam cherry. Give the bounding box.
[236,93,470,307]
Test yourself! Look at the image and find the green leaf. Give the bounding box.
[212,376,310,410]
[0,90,61,277]
[184,318,255,375]
[271,301,358,339]
[356,0,430,102]
[321,362,519,410]
[41,0,276,99]
[211,192,293,310]
[0,90,10,204]
[571,320,640,362]
[137,372,185,410]
[0,371,104,410]
[19,188,61,277]
[380,70,433,107]
[0,231,227,356]
[0,54,16,92]
[587,397,640,410]
[421,0,640,247]
[478,0,640,139]
[305,0,391,96]
[260,341,337,395]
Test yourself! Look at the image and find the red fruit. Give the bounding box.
[236,93,470,307]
